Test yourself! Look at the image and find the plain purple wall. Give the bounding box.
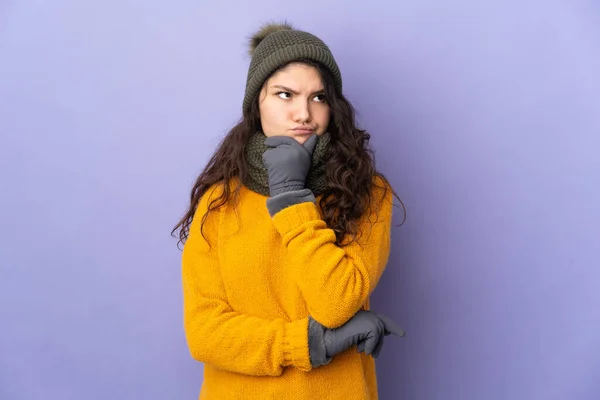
[1,1,599,399]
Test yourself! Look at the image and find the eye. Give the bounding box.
[276,91,292,100]
[313,94,326,103]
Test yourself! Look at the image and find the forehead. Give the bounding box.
[266,63,324,88]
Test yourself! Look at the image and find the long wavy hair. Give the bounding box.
[172,59,405,248]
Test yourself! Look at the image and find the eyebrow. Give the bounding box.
[270,85,325,95]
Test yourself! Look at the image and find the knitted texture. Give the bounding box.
[181,176,393,399]
[243,131,331,196]
[243,25,342,112]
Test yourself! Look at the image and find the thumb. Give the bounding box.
[377,313,406,337]
[302,134,318,155]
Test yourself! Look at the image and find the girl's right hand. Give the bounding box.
[262,134,318,196]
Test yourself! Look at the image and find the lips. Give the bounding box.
[292,127,315,134]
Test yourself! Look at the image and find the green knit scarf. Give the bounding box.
[243,132,331,196]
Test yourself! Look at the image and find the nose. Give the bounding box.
[292,99,311,123]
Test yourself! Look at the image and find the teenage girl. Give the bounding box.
[173,22,406,400]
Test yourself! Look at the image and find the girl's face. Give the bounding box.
[258,63,331,145]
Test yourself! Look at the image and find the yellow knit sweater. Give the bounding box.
[182,177,393,399]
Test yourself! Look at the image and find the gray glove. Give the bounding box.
[262,135,318,196]
[355,312,406,357]
[308,310,406,367]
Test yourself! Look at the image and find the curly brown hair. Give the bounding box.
[172,60,405,248]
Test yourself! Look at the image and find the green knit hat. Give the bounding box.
[242,21,343,113]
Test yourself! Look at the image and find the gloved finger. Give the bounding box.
[357,340,366,353]
[372,333,385,359]
[378,313,406,337]
[264,136,298,148]
[363,335,379,356]
[262,148,275,159]
[261,149,282,166]
[364,322,384,355]
[301,134,318,155]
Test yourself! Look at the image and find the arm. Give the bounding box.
[182,185,313,376]
[269,177,393,329]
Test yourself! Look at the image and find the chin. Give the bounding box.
[292,135,312,145]
[294,135,306,143]
[294,131,323,143]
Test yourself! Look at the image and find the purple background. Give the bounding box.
[1,1,599,399]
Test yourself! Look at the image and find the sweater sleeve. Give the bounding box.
[270,177,394,329]
[182,184,313,376]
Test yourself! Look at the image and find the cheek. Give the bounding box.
[272,104,289,122]
[263,110,281,128]
[315,107,331,130]
[260,102,286,135]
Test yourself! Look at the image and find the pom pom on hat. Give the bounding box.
[248,21,295,56]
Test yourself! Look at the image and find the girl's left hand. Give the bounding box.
[356,312,406,358]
